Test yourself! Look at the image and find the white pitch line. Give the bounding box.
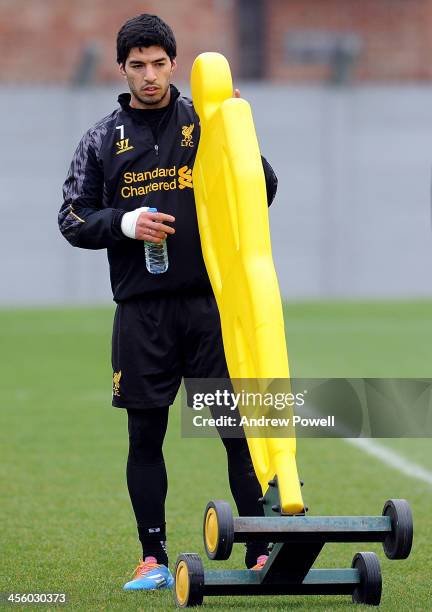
[344,438,432,486]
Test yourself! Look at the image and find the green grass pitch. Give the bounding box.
[1,301,431,610]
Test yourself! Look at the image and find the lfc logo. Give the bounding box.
[181,124,194,147]
[113,370,122,396]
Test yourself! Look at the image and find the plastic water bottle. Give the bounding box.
[144,207,169,274]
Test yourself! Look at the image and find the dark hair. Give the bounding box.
[117,14,177,65]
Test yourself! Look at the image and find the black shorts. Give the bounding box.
[111,293,229,409]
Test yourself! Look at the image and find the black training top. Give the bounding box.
[126,104,168,138]
[59,85,278,302]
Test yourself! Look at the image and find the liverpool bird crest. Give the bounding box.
[181,123,195,147]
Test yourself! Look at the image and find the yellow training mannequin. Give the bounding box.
[191,53,303,514]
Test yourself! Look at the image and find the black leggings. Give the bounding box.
[126,407,267,566]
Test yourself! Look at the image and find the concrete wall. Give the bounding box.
[1,84,431,305]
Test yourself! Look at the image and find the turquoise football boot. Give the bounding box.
[123,557,174,591]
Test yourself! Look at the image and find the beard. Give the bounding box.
[131,83,170,107]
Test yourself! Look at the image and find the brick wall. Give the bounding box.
[0,0,237,83]
[267,0,432,82]
[1,0,432,83]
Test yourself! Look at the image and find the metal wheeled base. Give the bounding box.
[174,479,413,607]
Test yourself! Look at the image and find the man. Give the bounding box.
[59,13,277,591]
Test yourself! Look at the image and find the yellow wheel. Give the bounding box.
[203,500,234,560]
[204,507,218,554]
[175,560,189,607]
[174,553,204,608]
